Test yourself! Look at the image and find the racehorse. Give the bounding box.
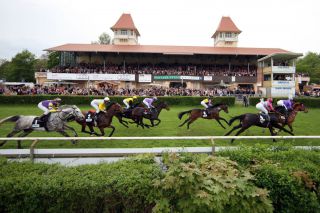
[0,105,85,148]
[114,102,145,128]
[77,102,123,137]
[131,102,170,128]
[225,111,293,143]
[178,103,229,129]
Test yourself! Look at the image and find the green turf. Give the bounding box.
[0,104,319,148]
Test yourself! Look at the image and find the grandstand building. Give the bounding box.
[37,13,302,97]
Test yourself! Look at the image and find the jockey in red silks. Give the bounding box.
[256,98,274,122]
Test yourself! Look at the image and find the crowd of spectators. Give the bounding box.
[0,84,255,97]
[46,63,257,77]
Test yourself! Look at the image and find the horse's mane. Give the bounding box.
[59,105,77,109]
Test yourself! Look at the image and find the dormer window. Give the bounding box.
[225,32,232,38]
[121,30,127,35]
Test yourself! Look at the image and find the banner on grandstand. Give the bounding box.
[272,80,295,87]
[47,73,135,81]
[138,74,152,82]
[203,76,212,81]
[154,75,201,81]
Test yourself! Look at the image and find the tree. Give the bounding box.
[1,50,36,82]
[92,32,111,44]
[296,52,320,83]
[47,51,60,69]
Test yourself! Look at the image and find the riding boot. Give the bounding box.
[40,113,50,131]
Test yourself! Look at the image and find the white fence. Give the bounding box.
[0,136,320,165]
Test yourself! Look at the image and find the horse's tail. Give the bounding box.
[229,114,246,126]
[178,110,192,120]
[0,115,20,126]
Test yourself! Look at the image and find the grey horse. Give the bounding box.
[0,105,85,148]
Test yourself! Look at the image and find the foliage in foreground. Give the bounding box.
[0,153,272,213]
[218,144,320,213]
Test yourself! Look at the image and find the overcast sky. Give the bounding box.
[0,0,319,60]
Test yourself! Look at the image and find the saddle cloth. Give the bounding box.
[31,117,45,128]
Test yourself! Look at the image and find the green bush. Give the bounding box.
[153,153,273,213]
[0,95,235,106]
[218,145,320,213]
[249,96,320,108]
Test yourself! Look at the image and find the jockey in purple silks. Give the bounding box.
[277,97,294,120]
[37,97,62,123]
[143,97,157,113]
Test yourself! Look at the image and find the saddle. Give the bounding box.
[258,113,270,126]
[31,117,46,128]
[85,110,96,123]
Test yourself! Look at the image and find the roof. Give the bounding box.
[45,43,292,56]
[212,16,241,38]
[111,13,140,36]
[258,53,303,62]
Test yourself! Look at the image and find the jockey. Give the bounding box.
[123,96,138,109]
[277,98,294,111]
[256,98,274,122]
[90,97,110,114]
[37,97,62,124]
[201,97,212,117]
[143,96,157,113]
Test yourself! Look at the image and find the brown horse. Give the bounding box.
[131,102,170,128]
[178,103,229,129]
[76,103,123,137]
[275,102,308,132]
[225,111,293,143]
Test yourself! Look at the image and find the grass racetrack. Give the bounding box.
[0,104,319,148]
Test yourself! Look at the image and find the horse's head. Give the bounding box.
[158,101,170,111]
[109,103,124,114]
[220,104,229,113]
[293,102,308,113]
[60,105,85,122]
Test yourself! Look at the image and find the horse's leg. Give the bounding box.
[64,125,78,144]
[268,126,277,142]
[16,129,33,149]
[187,118,197,129]
[219,117,230,126]
[0,130,21,147]
[231,126,250,143]
[88,124,98,136]
[98,127,105,136]
[288,123,293,132]
[273,123,294,136]
[107,125,115,137]
[117,115,129,128]
[57,130,75,144]
[224,123,242,136]
[154,118,161,126]
[215,119,226,129]
[179,118,190,127]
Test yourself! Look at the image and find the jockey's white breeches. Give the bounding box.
[201,101,209,109]
[90,101,100,113]
[143,100,151,108]
[123,100,130,109]
[256,102,268,114]
[38,103,50,115]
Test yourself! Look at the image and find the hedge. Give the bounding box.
[0,154,271,213]
[249,97,320,108]
[218,144,320,213]
[1,145,320,212]
[0,95,235,106]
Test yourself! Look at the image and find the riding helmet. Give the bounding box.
[104,97,110,101]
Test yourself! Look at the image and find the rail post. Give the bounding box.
[211,137,215,155]
[30,139,39,163]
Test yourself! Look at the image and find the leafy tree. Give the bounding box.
[296,52,320,83]
[47,51,60,69]
[91,32,111,44]
[1,50,36,82]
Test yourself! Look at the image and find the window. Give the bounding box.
[225,32,232,38]
[120,39,128,43]
[264,74,271,81]
[121,30,127,35]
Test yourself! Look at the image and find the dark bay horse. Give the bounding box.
[275,102,308,132]
[131,102,170,128]
[114,102,145,128]
[77,103,123,137]
[178,103,229,129]
[225,111,293,143]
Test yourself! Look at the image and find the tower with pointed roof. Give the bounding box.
[212,16,241,47]
[111,13,140,45]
